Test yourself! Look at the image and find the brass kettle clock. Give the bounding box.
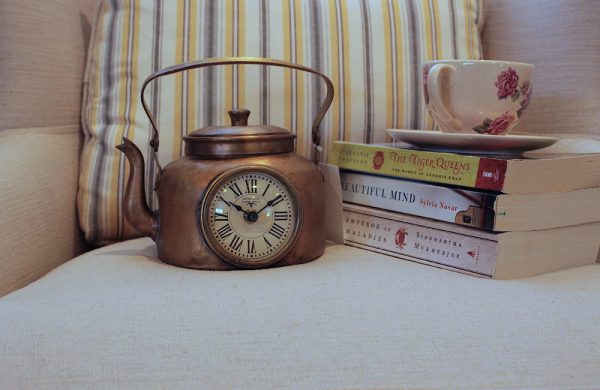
[117,57,334,270]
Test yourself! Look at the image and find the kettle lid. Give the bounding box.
[183,109,296,158]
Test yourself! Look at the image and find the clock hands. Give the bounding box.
[256,194,283,215]
[220,195,261,223]
[219,196,250,216]
[231,203,249,215]
[220,192,284,223]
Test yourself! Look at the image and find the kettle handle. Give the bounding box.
[140,57,335,164]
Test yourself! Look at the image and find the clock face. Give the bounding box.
[200,167,302,268]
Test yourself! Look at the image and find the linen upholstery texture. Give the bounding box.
[0,0,98,297]
[3,238,600,389]
[1,1,600,388]
[0,129,84,298]
[78,0,484,245]
[482,0,600,139]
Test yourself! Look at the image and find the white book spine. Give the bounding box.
[340,171,494,229]
[343,208,499,276]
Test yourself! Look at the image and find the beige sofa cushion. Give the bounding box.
[78,0,484,245]
[2,238,600,388]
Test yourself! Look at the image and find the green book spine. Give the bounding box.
[328,141,508,192]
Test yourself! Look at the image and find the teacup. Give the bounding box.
[423,60,534,135]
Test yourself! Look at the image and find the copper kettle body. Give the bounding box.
[117,57,334,270]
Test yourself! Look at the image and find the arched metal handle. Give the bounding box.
[140,57,335,164]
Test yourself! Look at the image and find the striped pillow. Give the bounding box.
[79,0,484,245]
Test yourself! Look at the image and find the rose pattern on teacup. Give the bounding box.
[495,67,519,100]
[471,67,533,135]
[494,67,532,103]
[473,112,515,135]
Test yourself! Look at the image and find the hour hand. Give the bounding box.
[231,203,248,214]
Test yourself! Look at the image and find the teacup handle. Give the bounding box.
[426,64,463,131]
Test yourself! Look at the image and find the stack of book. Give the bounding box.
[328,140,600,278]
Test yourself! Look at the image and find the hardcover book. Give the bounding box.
[340,170,600,231]
[343,203,600,279]
[329,141,600,194]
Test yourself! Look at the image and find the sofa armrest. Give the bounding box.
[0,127,88,297]
[0,0,99,296]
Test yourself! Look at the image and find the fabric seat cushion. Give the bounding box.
[2,238,600,389]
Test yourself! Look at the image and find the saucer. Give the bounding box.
[386,129,559,156]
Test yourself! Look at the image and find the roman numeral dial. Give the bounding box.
[202,168,301,268]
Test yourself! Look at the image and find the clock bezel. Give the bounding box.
[199,165,303,269]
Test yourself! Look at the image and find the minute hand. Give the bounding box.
[256,195,283,214]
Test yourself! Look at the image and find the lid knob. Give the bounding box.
[228,109,251,126]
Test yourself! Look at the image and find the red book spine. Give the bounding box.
[474,159,508,191]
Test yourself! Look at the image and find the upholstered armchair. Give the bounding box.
[2,0,600,388]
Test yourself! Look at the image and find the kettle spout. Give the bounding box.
[116,137,159,240]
